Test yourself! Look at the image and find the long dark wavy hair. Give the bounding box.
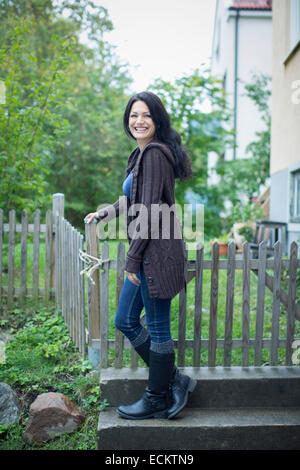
[123,91,193,182]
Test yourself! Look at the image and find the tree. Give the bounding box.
[0,0,134,224]
[0,14,74,213]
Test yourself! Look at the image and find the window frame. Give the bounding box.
[289,167,300,223]
[283,0,300,65]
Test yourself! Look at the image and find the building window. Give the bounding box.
[290,169,300,222]
[290,0,300,51]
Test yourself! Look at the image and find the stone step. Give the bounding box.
[97,406,300,450]
[99,366,300,409]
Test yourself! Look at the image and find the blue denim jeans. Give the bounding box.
[115,264,174,353]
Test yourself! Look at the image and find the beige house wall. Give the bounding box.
[271,0,300,176]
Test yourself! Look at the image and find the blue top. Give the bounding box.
[122,169,134,200]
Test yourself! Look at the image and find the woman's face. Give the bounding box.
[128,100,156,149]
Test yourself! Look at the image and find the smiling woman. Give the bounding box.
[84,91,195,423]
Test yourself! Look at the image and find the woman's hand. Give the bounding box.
[125,271,140,286]
[84,212,100,224]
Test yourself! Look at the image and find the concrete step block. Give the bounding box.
[97,406,300,450]
[99,366,300,409]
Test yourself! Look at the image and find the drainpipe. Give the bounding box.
[233,8,240,160]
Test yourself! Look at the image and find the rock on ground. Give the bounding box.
[0,382,20,425]
[23,392,85,443]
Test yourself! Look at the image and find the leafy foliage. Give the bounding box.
[0,0,133,225]
[0,303,107,449]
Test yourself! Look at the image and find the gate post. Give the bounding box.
[52,193,64,308]
[85,220,101,368]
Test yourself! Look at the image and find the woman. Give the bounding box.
[84,91,196,420]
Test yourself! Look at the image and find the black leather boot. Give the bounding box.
[117,350,175,420]
[167,368,197,419]
[134,337,196,419]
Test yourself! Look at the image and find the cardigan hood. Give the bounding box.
[125,140,176,179]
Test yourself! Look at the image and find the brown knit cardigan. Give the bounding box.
[97,140,187,299]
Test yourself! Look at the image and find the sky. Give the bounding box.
[93,0,217,93]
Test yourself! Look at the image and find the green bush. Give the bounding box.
[0,304,107,450]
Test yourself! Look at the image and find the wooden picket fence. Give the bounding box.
[87,233,300,369]
[53,195,86,357]
[1,193,300,368]
[0,208,54,307]
[0,194,86,357]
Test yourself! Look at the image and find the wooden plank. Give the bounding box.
[79,234,86,357]
[0,209,3,301]
[92,336,299,351]
[66,222,71,331]
[208,242,219,367]
[254,241,267,366]
[45,210,52,302]
[20,210,28,305]
[72,227,77,345]
[223,241,236,366]
[70,227,75,343]
[100,241,109,368]
[3,223,47,233]
[286,241,298,365]
[8,210,16,308]
[64,221,68,322]
[193,242,203,367]
[59,214,64,310]
[32,210,40,300]
[73,227,78,348]
[85,222,100,348]
[79,231,85,354]
[61,219,66,320]
[115,242,125,368]
[241,242,250,366]
[54,213,60,307]
[52,194,64,308]
[103,257,298,271]
[74,230,80,348]
[186,258,300,270]
[74,229,79,349]
[65,219,69,322]
[65,222,69,328]
[2,286,54,297]
[270,241,282,366]
[178,242,188,367]
[73,229,78,347]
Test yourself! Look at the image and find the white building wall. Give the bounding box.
[209,1,272,189]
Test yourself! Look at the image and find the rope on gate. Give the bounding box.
[78,249,110,285]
